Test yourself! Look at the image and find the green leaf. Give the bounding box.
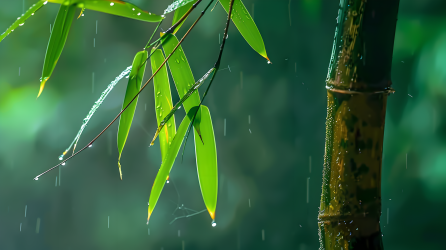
[147,110,192,224]
[160,33,202,140]
[58,66,132,161]
[194,105,218,220]
[0,0,46,43]
[38,4,77,97]
[149,67,215,146]
[170,0,198,33]
[117,50,148,180]
[165,0,197,14]
[47,0,163,22]
[219,0,269,61]
[162,34,201,112]
[151,48,176,161]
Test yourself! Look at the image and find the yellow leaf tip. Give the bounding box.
[37,78,48,98]
[208,209,215,220]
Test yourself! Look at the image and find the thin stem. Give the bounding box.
[182,0,234,153]
[144,20,163,50]
[34,0,214,180]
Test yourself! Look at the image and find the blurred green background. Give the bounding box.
[1,0,446,249]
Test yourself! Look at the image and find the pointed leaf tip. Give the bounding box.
[37,78,48,98]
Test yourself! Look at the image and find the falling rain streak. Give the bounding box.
[248,115,251,124]
[288,0,292,26]
[148,228,150,235]
[306,177,310,203]
[20,223,22,232]
[406,153,407,169]
[240,71,243,89]
[224,119,226,136]
[96,20,98,34]
[94,38,95,47]
[25,205,27,217]
[55,176,57,186]
[182,241,185,250]
[249,199,251,207]
[387,208,389,224]
[262,229,265,241]
[178,230,181,237]
[108,216,110,228]
[19,67,20,76]
[36,218,41,233]
[309,156,312,173]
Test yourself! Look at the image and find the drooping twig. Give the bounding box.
[181,0,235,154]
[34,0,215,180]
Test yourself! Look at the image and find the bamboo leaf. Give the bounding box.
[170,0,198,33]
[58,66,132,161]
[149,68,215,146]
[47,0,163,22]
[194,105,218,221]
[162,34,201,112]
[219,0,269,61]
[117,51,148,180]
[147,111,192,224]
[164,0,196,14]
[0,1,46,43]
[38,4,77,97]
[151,48,176,161]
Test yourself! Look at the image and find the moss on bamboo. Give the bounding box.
[319,0,400,249]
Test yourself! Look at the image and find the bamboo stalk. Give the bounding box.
[318,1,400,249]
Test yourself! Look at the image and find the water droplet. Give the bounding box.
[137,13,141,16]
[34,177,39,181]
[88,144,92,148]
[62,162,66,166]
[181,56,185,62]
[59,157,63,160]
[156,105,161,109]
[159,112,163,117]
[166,180,169,183]
[110,2,114,6]
[175,59,180,64]
[267,60,271,64]
[212,221,216,227]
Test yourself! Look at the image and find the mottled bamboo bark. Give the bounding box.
[318,1,400,249]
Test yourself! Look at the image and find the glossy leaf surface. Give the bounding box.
[219,0,269,60]
[38,4,77,97]
[194,105,218,220]
[149,68,215,145]
[117,50,148,179]
[47,0,163,22]
[151,48,176,161]
[162,33,201,112]
[147,111,192,223]
[171,0,197,33]
[0,1,46,43]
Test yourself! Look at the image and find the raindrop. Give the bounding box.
[34,177,39,181]
[267,60,271,64]
[88,144,92,148]
[212,221,217,227]
[110,2,114,6]
[62,162,66,166]
[175,59,180,64]
[137,13,141,16]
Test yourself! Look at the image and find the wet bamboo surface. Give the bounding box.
[319,0,400,249]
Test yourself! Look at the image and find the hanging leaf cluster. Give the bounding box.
[1,0,268,225]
